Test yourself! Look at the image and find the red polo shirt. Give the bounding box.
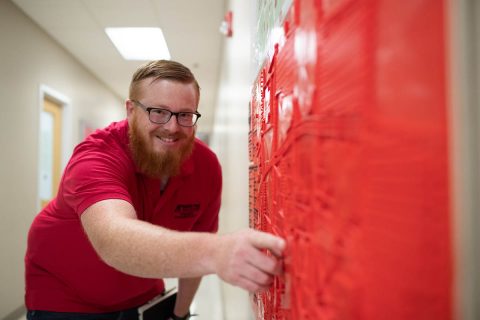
[25,120,222,312]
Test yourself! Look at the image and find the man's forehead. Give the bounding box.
[140,78,199,104]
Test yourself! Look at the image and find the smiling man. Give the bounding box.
[25,60,285,320]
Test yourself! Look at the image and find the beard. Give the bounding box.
[128,115,195,178]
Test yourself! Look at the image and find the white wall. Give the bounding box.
[0,0,124,317]
[209,1,256,319]
[448,0,480,319]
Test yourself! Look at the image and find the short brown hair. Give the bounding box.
[129,60,200,101]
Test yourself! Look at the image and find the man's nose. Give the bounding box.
[162,114,181,131]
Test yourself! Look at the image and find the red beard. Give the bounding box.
[128,115,195,178]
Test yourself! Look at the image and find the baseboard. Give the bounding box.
[2,305,26,320]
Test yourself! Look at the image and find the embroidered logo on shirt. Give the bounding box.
[174,203,200,218]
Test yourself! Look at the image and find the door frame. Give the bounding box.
[36,84,72,212]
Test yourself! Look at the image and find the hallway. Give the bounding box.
[1,0,479,319]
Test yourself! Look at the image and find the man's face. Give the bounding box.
[126,79,198,178]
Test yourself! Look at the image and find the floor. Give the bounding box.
[169,275,254,320]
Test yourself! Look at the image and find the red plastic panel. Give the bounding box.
[249,0,453,319]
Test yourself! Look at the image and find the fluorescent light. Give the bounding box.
[105,27,171,60]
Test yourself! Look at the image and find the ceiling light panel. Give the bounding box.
[105,27,170,60]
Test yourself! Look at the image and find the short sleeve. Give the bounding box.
[192,153,222,233]
[61,144,134,216]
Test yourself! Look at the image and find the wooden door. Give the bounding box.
[39,98,62,208]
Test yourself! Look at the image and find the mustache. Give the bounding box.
[154,130,188,139]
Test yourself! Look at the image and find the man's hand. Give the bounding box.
[168,312,191,320]
[214,229,286,292]
[81,200,285,291]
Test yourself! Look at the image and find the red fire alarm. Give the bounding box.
[219,11,233,37]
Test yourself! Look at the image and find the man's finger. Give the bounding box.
[245,246,278,274]
[240,262,273,287]
[249,230,286,257]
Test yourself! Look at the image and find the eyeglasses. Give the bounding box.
[132,99,201,127]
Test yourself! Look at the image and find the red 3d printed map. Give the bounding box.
[249,0,453,319]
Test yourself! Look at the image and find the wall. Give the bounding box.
[448,0,480,319]
[0,0,124,317]
[209,0,256,319]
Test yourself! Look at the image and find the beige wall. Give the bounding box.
[448,0,480,319]
[0,0,124,317]
[209,0,255,319]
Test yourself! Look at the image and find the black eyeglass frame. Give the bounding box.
[131,99,201,127]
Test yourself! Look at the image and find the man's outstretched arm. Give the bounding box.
[80,199,285,292]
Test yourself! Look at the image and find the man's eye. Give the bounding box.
[152,109,170,116]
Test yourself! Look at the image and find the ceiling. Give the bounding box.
[11,0,227,132]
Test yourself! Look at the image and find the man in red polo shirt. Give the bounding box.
[25,60,285,320]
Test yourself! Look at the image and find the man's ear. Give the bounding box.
[126,99,135,117]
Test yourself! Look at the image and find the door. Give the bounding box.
[38,98,62,208]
